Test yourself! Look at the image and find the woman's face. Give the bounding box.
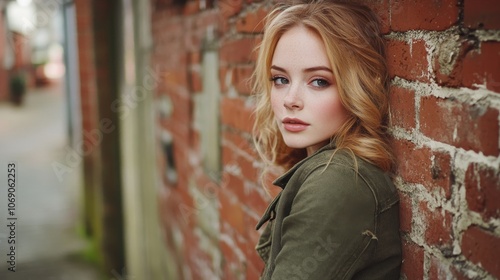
[270,25,349,156]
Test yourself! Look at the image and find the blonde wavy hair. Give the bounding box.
[252,1,394,178]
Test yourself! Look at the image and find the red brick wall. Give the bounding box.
[151,0,500,279]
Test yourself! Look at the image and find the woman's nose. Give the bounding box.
[283,85,303,110]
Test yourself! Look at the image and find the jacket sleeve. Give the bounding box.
[271,164,378,279]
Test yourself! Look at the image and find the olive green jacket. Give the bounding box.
[255,145,402,279]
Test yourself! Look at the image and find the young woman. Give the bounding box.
[252,1,402,279]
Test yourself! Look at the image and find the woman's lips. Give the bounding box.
[282,117,309,132]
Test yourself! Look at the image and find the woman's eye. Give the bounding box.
[271,76,289,86]
[311,79,330,88]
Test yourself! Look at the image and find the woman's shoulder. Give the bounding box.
[298,148,399,211]
[300,148,380,176]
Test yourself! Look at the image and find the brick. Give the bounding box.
[386,39,429,82]
[192,10,219,28]
[220,97,255,133]
[189,69,202,92]
[154,0,176,9]
[392,139,452,198]
[221,162,267,213]
[242,214,264,263]
[239,155,259,182]
[218,0,243,19]
[401,240,424,279]
[189,51,201,65]
[220,38,259,64]
[168,93,192,134]
[244,185,269,216]
[245,212,263,244]
[399,191,412,234]
[220,234,247,279]
[430,150,453,199]
[164,67,189,89]
[461,226,500,278]
[390,0,459,31]
[165,189,192,226]
[222,145,236,170]
[222,130,257,159]
[222,172,245,199]
[244,217,266,278]
[183,0,200,15]
[389,86,416,130]
[246,262,263,280]
[236,7,269,34]
[219,190,246,235]
[434,38,476,88]
[462,42,500,93]
[464,0,500,29]
[233,64,255,95]
[419,201,453,248]
[465,163,500,220]
[420,95,499,156]
[222,142,258,182]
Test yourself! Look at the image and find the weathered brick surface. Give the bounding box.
[419,201,453,248]
[465,163,500,220]
[401,240,424,279]
[462,226,500,278]
[389,86,416,130]
[390,0,459,31]
[386,39,429,82]
[462,42,500,93]
[433,38,476,88]
[392,139,453,198]
[398,191,412,234]
[149,0,500,278]
[464,0,500,30]
[236,6,269,34]
[420,95,499,156]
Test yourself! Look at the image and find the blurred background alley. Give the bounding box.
[0,0,104,279]
[0,82,102,279]
[0,0,171,279]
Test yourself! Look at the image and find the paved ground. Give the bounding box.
[0,82,103,279]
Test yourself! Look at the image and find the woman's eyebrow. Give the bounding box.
[303,66,332,73]
[270,65,287,72]
[270,65,332,73]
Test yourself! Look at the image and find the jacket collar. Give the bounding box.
[256,143,336,230]
[273,143,336,189]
